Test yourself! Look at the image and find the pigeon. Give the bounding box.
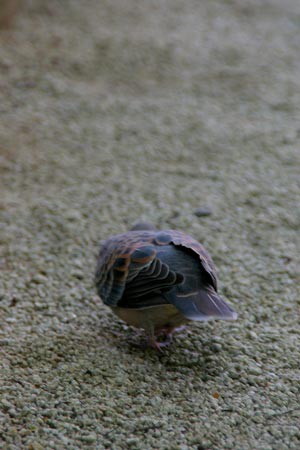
[95,223,237,350]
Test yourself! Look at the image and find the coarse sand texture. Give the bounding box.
[0,1,299,449]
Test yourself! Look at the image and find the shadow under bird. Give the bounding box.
[95,222,237,350]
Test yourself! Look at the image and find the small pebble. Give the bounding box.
[193,207,212,217]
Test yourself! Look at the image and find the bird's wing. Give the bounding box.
[95,231,183,307]
[151,241,237,320]
[153,230,218,290]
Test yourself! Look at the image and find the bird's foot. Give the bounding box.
[150,324,188,351]
[148,339,171,352]
[148,330,174,352]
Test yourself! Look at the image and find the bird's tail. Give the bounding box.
[168,287,237,321]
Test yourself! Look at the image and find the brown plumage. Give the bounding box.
[95,223,237,350]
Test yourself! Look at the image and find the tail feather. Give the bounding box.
[169,287,237,321]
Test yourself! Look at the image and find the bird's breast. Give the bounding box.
[111,304,188,332]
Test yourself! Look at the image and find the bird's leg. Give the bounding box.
[145,322,165,352]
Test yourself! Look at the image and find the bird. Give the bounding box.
[95,222,237,350]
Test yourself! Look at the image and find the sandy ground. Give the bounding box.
[1,0,300,449]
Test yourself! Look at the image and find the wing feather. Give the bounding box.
[95,232,182,307]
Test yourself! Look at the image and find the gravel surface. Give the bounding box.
[1,0,300,449]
